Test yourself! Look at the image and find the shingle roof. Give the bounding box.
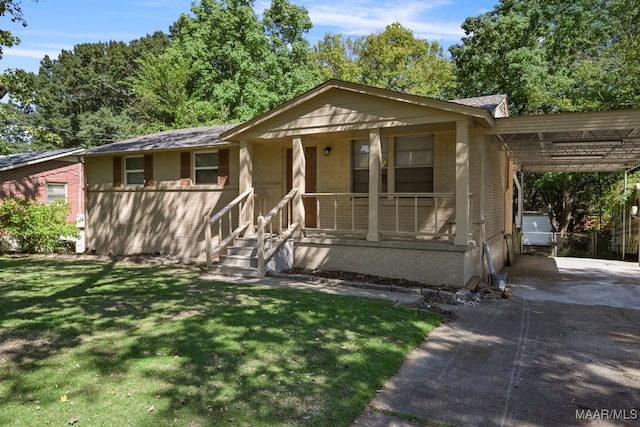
[450,94,509,118]
[85,124,238,155]
[0,148,84,172]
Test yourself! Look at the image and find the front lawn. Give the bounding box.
[0,256,440,426]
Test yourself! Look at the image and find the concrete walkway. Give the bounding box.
[352,256,640,427]
[205,256,640,426]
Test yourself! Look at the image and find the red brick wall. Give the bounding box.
[0,160,84,223]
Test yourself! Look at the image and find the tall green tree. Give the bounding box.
[140,0,319,127]
[450,0,612,114]
[452,0,640,235]
[312,33,361,82]
[357,23,455,98]
[0,0,38,62]
[1,32,169,148]
[312,23,455,99]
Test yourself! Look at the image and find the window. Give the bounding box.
[351,135,433,193]
[352,139,388,193]
[394,136,434,192]
[125,156,145,186]
[194,152,219,185]
[46,183,67,203]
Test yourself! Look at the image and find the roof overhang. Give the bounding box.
[0,148,85,172]
[488,110,640,172]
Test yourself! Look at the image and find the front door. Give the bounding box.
[287,147,317,228]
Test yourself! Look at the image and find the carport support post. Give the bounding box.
[292,136,306,237]
[455,119,470,246]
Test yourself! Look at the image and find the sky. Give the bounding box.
[1,0,498,74]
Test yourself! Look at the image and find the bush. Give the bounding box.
[0,197,80,253]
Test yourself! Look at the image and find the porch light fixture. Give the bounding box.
[324,146,332,156]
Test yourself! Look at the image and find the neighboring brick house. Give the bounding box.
[0,148,85,251]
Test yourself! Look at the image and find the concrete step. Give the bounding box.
[233,236,260,247]
[208,264,258,278]
[226,246,257,257]
[218,254,258,268]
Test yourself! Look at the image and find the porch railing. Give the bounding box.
[256,187,300,277]
[204,187,254,270]
[301,192,473,241]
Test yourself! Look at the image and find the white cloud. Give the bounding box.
[3,47,62,60]
[300,0,464,41]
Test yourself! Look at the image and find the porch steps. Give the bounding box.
[209,235,267,278]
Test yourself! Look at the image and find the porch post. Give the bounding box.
[367,129,381,241]
[455,119,470,246]
[239,139,254,232]
[292,136,306,235]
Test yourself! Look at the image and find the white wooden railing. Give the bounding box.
[204,187,254,270]
[301,192,473,240]
[257,188,300,277]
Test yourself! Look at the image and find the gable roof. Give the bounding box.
[84,124,237,156]
[0,148,84,172]
[222,80,499,142]
[451,94,509,118]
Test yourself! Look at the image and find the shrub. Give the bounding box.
[0,197,80,253]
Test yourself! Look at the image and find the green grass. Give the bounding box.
[0,256,440,426]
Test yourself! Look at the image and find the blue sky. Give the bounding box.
[1,0,498,73]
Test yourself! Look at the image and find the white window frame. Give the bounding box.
[46,182,67,204]
[193,151,219,185]
[124,155,145,187]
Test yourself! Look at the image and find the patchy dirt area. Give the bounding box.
[281,267,460,292]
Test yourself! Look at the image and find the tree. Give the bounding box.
[312,23,455,99]
[357,23,455,98]
[452,0,640,237]
[312,33,361,82]
[0,0,37,58]
[147,0,319,125]
[129,49,201,130]
[450,0,612,114]
[5,32,170,147]
[1,0,39,98]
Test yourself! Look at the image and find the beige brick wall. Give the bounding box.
[295,239,471,287]
[85,149,240,259]
[86,188,238,258]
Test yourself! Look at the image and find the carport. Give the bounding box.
[487,109,640,261]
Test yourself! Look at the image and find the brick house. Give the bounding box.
[0,148,85,251]
[83,80,640,287]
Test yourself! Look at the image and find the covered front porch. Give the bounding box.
[204,80,509,287]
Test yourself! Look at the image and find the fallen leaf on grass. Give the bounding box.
[60,394,68,402]
[147,406,154,412]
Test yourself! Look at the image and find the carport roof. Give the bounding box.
[489,109,640,172]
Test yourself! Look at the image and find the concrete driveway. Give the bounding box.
[353,256,640,427]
